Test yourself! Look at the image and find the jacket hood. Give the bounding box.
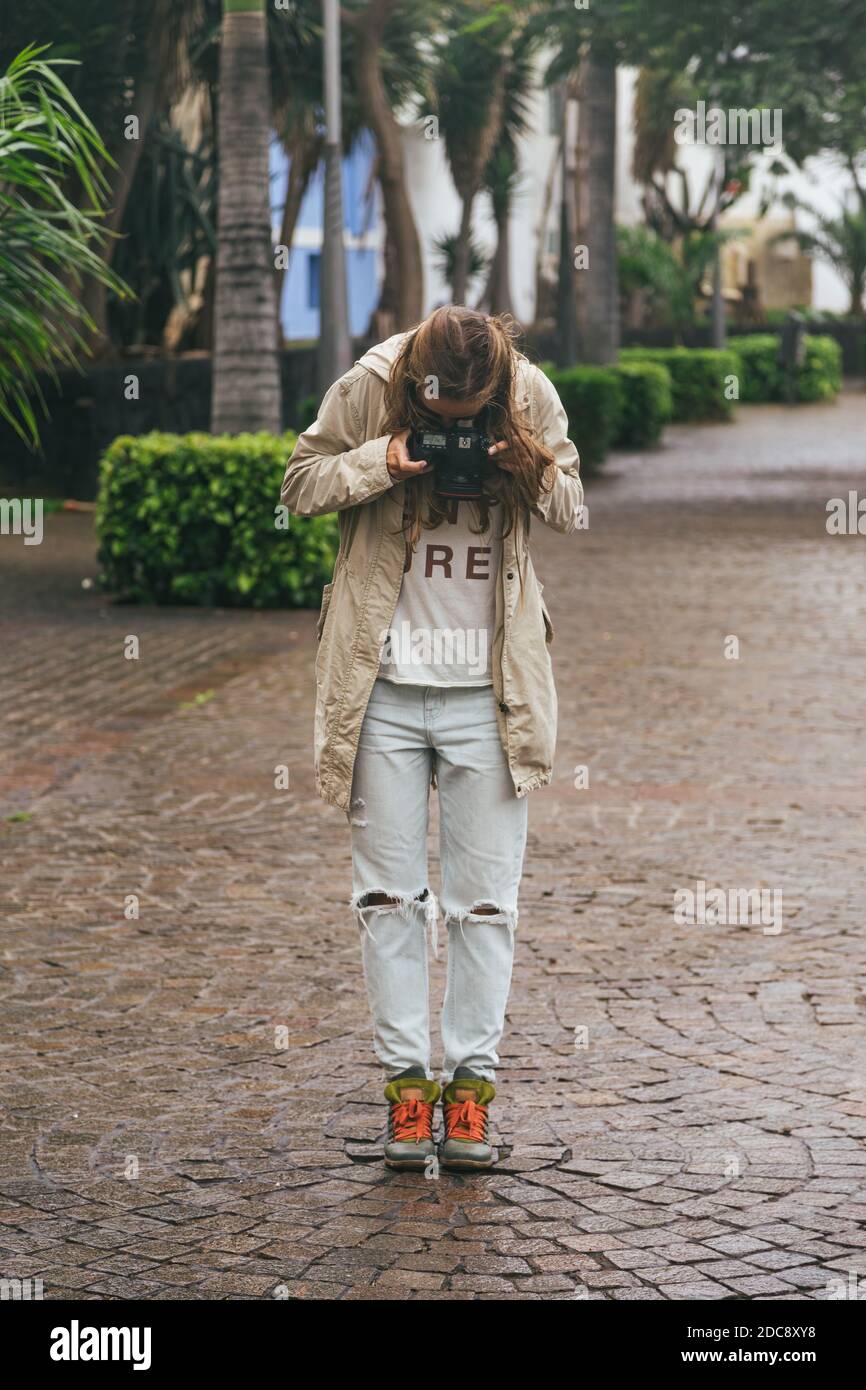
[356,332,409,383]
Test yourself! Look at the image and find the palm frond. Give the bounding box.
[0,47,131,448]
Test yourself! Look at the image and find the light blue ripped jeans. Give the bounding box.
[349,678,528,1085]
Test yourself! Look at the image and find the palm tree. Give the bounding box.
[576,50,619,363]
[476,22,536,317]
[0,1,202,354]
[210,0,281,434]
[432,231,489,297]
[433,1,514,306]
[269,1,338,315]
[477,147,520,315]
[343,0,428,329]
[773,196,866,317]
[0,46,129,446]
[538,3,628,365]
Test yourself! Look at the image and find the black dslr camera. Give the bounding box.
[407,423,494,499]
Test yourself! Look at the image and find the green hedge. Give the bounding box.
[619,346,739,422]
[543,365,623,472]
[96,431,338,607]
[614,360,673,448]
[728,333,843,403]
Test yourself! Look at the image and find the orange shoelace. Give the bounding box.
[444,1099,488,1143]
[390,1097,434,1143]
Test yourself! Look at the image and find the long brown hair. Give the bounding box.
[382,306,555,548]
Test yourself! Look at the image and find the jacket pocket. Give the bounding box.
[316,581,334,643]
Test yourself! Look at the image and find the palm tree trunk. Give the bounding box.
[480,206,513,315]
[369,213,399,339]
[210,0,282,435]
[350,0,423,328]
[450,68,508,309]
[452,196,476,306]
[577,52,619,364]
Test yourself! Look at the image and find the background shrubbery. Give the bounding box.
[619,346,739,422]
[543,365,624,472]
[728,333,843,402]
[542,358,673,468]
[613,360,673,447]
[96,430,338,607]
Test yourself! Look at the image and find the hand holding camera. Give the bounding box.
[405,423,501,498]
[386,429,434,481]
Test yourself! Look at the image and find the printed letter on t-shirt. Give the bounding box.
[425,546,453,578]
[466,546,491,579]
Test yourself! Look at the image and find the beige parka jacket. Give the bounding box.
[280,333,583,811]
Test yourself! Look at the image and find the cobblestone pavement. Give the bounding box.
[2,392,865,1301]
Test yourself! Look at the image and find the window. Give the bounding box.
[307,253,321,309]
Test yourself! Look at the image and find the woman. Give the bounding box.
[281,306,582,1171]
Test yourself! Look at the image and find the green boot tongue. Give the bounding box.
[444,1073,496,1106]
[384,1074,441,1105]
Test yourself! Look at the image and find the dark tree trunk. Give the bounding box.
[452,196,475,306]
[577,52,619,364]
[210,1,282,434]
[481,207,513,316]
[351,0,424,327]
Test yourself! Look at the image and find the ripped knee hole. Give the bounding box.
[358,888,430,910]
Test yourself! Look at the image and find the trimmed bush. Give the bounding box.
[726,334,784,402]
[619,346,739,422]
[96,430,338,608]
[613,360,673,448]
[543,365,624,472]
[728,333,842,403]
[799,334,844,400]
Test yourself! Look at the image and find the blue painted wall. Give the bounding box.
[270,130,380,342]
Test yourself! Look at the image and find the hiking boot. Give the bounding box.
[384,1066,441,1169]
[440,1066,495,1170]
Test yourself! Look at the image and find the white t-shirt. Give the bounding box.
[378,495,503,686]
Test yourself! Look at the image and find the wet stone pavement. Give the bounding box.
[1,393,866,1300]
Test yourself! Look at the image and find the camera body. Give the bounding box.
[407,423,494,499]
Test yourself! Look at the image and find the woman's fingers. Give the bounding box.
[487,440,509,456]
[386,430,411,478]
[387,430,433,480]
